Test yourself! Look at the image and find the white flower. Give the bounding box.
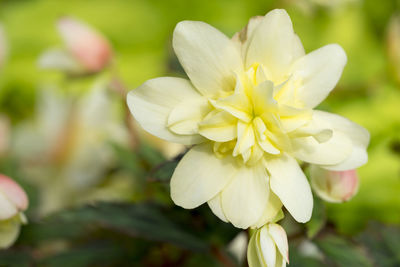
[310,165,359,203]
[0,175,29,249]
[247,223,289,267]
[39,17,112,74]
[127,9,369,228]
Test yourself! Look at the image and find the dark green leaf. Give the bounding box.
[356,222,400,266]
[34,202,209,252]
[316,235,373,267]
[0,250,33,267]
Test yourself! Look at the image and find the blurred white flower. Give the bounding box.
[310,165,359,202]
[127,9,369,228]
[0,24,7,69]
[227,232,248,265]
[247,223,289,267]
[12,79,129,214]
[0,175,28,249]
[39,17,112,74]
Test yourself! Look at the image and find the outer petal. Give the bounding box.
[259,227,276,267]
[253,192,283,228]
[0,192,17,220]
[290,44,347,108]
[314,111,369,171]
[173,21,243,97]
[291,112,353,166]
[247,231,264,267]
[207,193,228,222]
[171,143,237,209]
[245,9,304,83]
[127,77,206,145]
[0,175,29,211]
[268,224,289,263]
[267,153,313,223]
[221,163,269,229]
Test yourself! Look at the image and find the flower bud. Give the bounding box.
[310,165,359,203]
[0,175,28,249]
[247,223,289,267]
[57,17,112,73]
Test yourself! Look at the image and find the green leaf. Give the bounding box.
[149,159,179,182]
[28,202,209,252]
[356,222,400,266]
[0,250,33,267]
[315,235,373,267]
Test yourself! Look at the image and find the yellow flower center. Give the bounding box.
[197,63,312,165]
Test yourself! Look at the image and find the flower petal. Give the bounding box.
[173,21,243,97]
[313,111,369,171]
[253,192,283,228]
[167,97,210,135]
[267,153,313,223]
[291,119,353,165]
[221,163,269,229]
[198,110,237,142]
[247,230,264,267]
[127,77,206,145]
[0,215,21,249]
[246,9,304,83]
[0,192,17,220]
[207,193,228,222]
[0,175,28,211]
[259,227,277,267]
[170,143,237,209]
[290,44,347,108]
[268,224,289,263]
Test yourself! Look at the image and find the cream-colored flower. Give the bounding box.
[310,165,359,203]
[0,175,29,249]
[247,223,289,267]
[127,9,369,228]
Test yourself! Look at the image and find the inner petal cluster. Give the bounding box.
[194,64,311,165]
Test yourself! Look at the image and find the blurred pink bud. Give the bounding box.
[310,166,359,203]
[0,24,7,68]
[0,175,28,220]
[57,17,112,72]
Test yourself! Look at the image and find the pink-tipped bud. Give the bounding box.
[310,165,359,203]
[0,24,7,69]
[0,175,29,220]
[57,17,112,73]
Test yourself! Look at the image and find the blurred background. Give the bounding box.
[0,0,399,266]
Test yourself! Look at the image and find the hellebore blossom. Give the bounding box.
[247,223,289,267]
[127,9,369,228]
[0,175,28,249]
[39,17,112,74]
[310,165,359,203]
